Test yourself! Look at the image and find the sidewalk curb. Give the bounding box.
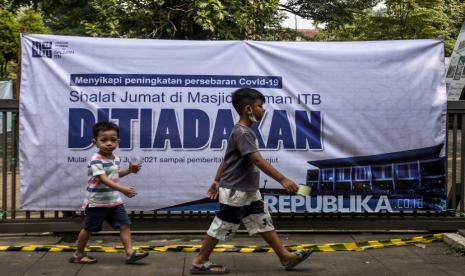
[443,232,465,251]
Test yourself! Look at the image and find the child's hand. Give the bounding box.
[207,180,220,200]
[129,162,142,174]
[281,178,298,194]
[120,186,137,198]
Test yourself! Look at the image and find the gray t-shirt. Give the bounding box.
[220,124,260,192]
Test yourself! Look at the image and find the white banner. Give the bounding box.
[0,80,13,133]
[20,34,446,211]
[446,20,465,100]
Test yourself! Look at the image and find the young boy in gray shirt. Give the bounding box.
[190,88,312,274]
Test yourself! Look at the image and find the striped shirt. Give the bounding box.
[82,153,123,208]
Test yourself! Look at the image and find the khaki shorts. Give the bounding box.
[207,187,274,241]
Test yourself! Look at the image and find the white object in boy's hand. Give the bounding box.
[296,184,311,197]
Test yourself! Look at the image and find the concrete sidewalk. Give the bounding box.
[0,233,464,276]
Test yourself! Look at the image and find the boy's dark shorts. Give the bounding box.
[84,204,131,232]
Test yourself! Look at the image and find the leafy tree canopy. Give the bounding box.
[279,0,381,29]
[0,6,49,79]
[283,0,465,56]
[3,0,291,40]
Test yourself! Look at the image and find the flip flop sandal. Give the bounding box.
[125,250,149,264]
[284,249,313,270]
[190,261,229,274]
[69,252,98,264]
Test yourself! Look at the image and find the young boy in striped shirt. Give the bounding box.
[69,121,148,264]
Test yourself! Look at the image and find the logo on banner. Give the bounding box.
[31,40,75,59]
[32,41,52,58]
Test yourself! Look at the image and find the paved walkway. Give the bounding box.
[0,233,464,275]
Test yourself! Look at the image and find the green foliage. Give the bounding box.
[0,9,19,80]
[279,0,381,29]
[444,0,465,54]
[4,0,290,40]
[320,0,465,56]
[0,7,48,79]
[194,0,226,34]
[0,9,18,64]
[17,8,49,33]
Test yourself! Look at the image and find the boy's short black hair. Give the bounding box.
[231,88,265,114]
[93,121,120,138]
